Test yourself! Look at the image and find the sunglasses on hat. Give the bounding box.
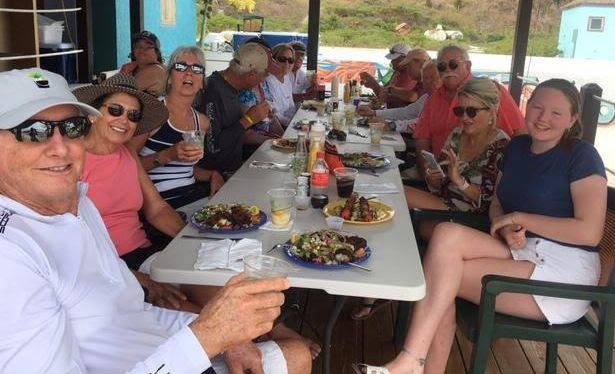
[437,59,465,72]
[102,103,143,122]
[173,62,205,75]
[452,106,489,118]
[9,116,91,143]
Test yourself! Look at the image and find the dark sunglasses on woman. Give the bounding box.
[173,62,205,75]
[102,103,143,122]
[8,116,91,143]
[276,56,294,64]
[452,106,489,118]
[437,59,464,72]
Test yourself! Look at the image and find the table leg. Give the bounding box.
[323,295,348,374]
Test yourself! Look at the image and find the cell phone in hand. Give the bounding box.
[420,150,444,175]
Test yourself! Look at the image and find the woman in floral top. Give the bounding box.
[405,77,510,230]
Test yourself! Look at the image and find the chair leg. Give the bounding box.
[469,333,491,374]
[394,301,412,348]
[597,316,615,374]
[545,342,558,374]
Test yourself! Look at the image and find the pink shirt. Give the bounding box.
[82,145,150,256]
[414,78,526,157]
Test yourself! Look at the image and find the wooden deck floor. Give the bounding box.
[283,289,612,374]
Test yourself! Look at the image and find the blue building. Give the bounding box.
[92,0,197,73]
[558,0,615,60]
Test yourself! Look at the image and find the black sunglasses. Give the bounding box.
[102,103,143,122]
[8,116,91,143]
[437,59,464,72]
[173,62,205,75]
[452,106,489,118]
[276,56,294,64]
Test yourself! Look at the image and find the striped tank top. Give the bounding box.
[141,106,201,193]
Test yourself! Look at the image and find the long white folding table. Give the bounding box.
[151,122,424,373]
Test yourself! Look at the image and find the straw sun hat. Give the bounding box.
[72,73,168,135]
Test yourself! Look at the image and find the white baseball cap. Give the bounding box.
[385,43,410,60]
[0,68,100,130]
[233,43,269,74]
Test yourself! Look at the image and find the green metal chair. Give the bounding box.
[459,192,615,374]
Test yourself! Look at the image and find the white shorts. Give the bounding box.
[510,237,600,325]
[211,341,288,374]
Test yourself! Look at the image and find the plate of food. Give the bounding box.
[323,193,395,225]
[283,229,371,269]
[292,119,316,131]
[272,138,297,151]
[340,152,391,169]
[190,203,267,233]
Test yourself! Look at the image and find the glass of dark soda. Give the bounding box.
[333,167,358,198]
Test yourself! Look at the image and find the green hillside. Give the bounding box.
[204,0,568,56]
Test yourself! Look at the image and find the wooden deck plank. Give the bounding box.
[490,338,534,373]
[445,337,467,374]
[362,300,397,366]
[455,330,501,374]
[518,340,568,374]
[558,344,596,373]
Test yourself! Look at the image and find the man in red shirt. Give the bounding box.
[414,44,526,175]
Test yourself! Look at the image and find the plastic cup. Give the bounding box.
[182,130,205,149]
[331,111,346,131]
[267,188,296,227]
[345,105,356,127]
[333,167,358,197]
[243,254,295,279]
[369,123,385,145]
[326,216,344,230]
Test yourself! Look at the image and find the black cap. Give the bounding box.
[244,37,272,51]
[132,30,161,50]
[290,41,306,53]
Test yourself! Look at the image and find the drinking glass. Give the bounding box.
[331,111,346,131]
[243,255,294,279]
[267,188,296,227]
[182,130,205,149]
[333,167,358,197]
[369,123,385,145]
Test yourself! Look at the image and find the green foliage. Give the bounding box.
[201,0,562,57]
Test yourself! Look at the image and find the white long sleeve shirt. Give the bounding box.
[375,93,429,133]
[265,73,297,127]
[0,183,210,373]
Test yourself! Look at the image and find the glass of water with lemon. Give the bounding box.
[267,188,296,227]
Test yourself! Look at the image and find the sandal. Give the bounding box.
[352,363,390,374]
[351,299,392,321]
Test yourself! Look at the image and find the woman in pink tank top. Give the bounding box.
[75,74,200,312]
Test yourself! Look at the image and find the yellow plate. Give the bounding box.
[272,138,297,151]
[323,199,395,225]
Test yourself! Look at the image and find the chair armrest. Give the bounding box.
[412,208,490,232]
[481,274,615,303]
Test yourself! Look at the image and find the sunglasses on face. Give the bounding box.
[452,106,489,118]
[8,116,91,143]
[172,62,205,75]
[276,56,294,64]
[102,103,143,122]
[437,59,464,72]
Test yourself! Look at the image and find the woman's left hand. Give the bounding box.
[441,148,463,186]
[490,212,522,237]
[210,170,225,197]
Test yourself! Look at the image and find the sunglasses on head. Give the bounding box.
[437,59,464,72]
[102,103,143,122]
[8,116,91,143]
[452,106,489,118]
[172,62,205,75]
[276,56,294,64]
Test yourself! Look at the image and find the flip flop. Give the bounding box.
[350,299,392,321]
[352,363,390,374]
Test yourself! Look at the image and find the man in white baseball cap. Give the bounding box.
[0,68,308,373]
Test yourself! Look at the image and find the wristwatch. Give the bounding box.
[153,154,164,167]
[458,178,470,191]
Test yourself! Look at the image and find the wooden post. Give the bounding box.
[32,0,40,68]
[508,0,532,105]
[306,0,320,71]
[580,83,602,145]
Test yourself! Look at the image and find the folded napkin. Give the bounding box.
[194,239,262,272]
[354,182,399,194]
[249,161,290,170]
[259,220,294,231]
